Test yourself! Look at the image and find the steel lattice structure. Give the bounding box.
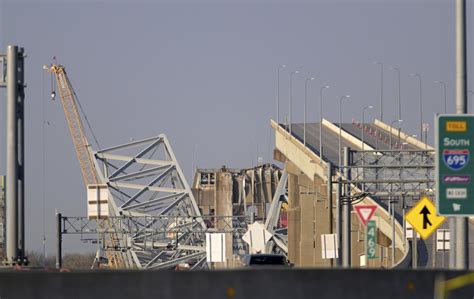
[346,149,435,198]
[91,135,208,269]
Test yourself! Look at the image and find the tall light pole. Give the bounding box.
[374,61,384,121]
[289,70,300,135]
[304,77,315,147]
[319,85,330,164]
[468,90,474,112]
[339,95,351,167]
[410,73,423,138]
[389,66,401,120]
[276,64,286,124]
[434,80,447,113]
[389,119,403,149]
[455,0,468,270]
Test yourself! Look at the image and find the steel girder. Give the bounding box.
[92,134,206,269]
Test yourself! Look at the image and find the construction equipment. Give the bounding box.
[43,64,124,268]
[43,63,208,269]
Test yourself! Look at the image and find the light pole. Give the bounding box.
[276,64,286,124]
[468,90,474,112]
[410,73,423,138]
[289,70,300,135]
[434,80,447,113]
[319,85,330,164]
[374,61,384,121]
[339,95,351,167]
[389,66,401,120]
[304,77,315,147]
[389,119,403,149]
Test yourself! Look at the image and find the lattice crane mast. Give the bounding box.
[43,64,98,186]
[43,63,124,268]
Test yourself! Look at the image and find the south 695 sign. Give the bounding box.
[436,115,474,216]
[443,149,469,170]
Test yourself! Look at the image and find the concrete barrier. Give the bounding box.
[0,268,472,299]
[373,119,434,150]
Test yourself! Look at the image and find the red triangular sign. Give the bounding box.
[354,205,377,225]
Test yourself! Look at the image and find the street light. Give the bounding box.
[319,85,330,164]
[374,61,384,121]
[434,80,447,113]
[289,70,300,135]
[389,66,401,120]
[389,119,403,149]
[468,90,474,112]
[276,64,286,124]
[339,95,351,167]
[410,73,423,139]
[304,77,316,147]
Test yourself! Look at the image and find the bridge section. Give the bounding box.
[270,118,446,268]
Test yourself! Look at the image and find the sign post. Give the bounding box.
[366,220,377,260]
[354,205,377,225]
[436,115,474,215]
[405,196,445,240]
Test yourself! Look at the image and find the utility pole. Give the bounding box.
[3,45,26,265]
[336,177,342,267]
[56,212,62,269]
[343,147,351,267]
[455,0,469,270]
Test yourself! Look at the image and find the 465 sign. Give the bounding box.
[443,149,469,170]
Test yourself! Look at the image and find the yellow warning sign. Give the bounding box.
[405,196,446,240]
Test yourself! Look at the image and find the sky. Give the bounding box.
[0,0,472,255]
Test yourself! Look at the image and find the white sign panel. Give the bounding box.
[436,229,450,251]
[87,184,109,219]
[242,222,272,254]
[206,233,226,263]
[321,234,338,259]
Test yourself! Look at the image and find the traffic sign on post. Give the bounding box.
[436,114,474,215]
[354,205,377,225]
[366,220,377,259]
[405,196,445,240]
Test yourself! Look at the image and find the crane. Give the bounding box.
[43,63,125,268]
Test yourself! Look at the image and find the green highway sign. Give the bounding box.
[366,220,377,259]
[436,114,474,216]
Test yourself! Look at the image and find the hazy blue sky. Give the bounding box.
[0,0,472,254]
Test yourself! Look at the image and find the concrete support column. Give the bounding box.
[215,172,233,267]
[287,168,300,265]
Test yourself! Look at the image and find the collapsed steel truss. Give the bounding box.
[59,135,288,269]
[60,215,249,270]
[91,134,207,269]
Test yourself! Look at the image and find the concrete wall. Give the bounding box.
[0,269,472,299]
[286,162,331,268]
